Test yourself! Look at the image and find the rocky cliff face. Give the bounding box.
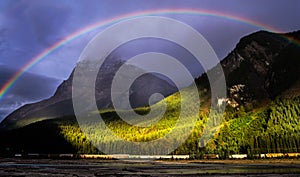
[196,30,300,108]
[0,58,177,130]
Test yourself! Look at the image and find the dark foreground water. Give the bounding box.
[0,158,300,177]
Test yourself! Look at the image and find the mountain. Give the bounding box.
[0,58,177,130]
[196,30,300,109]
[0,30,299,156]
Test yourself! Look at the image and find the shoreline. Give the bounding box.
[2,157,300,164]
[156,159,300,165]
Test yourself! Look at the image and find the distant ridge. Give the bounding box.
[0,58,177,130]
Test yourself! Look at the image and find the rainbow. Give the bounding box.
[0,8,291,101]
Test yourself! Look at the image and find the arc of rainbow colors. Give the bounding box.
[0,8,285,101]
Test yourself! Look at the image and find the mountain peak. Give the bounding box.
[0,57,177,130]
[198,30,300,108]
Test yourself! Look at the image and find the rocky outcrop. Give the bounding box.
[197,30,300,108]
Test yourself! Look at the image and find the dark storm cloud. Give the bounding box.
[218,0,300,31]
[0,65,60,100]
[26,4,71,45]
[0,29,8,55]
[0,1,72,67]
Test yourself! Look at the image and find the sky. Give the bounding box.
[0,0,300,121]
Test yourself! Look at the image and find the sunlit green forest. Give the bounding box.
[58,95,300,157]
[2,88,298,158]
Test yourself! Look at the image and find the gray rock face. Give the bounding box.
[197,30,300,108]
